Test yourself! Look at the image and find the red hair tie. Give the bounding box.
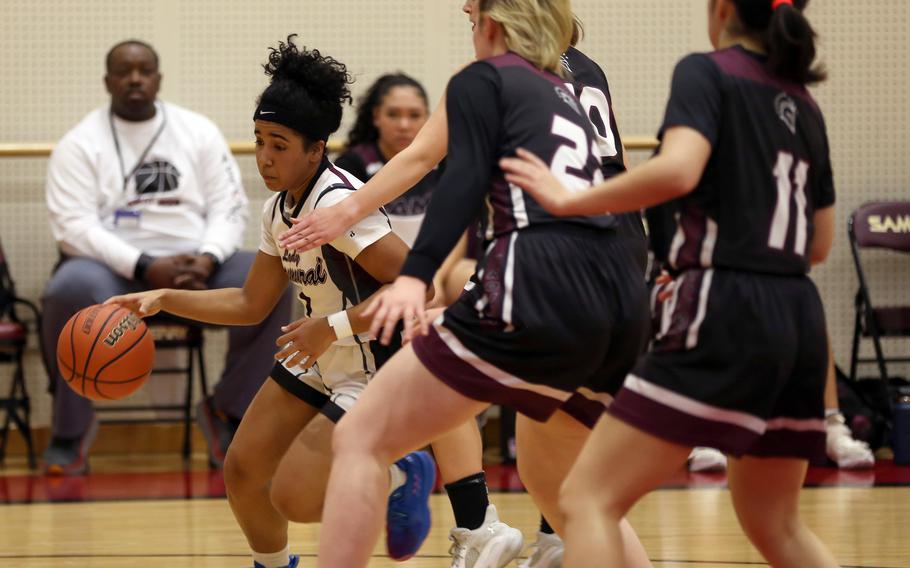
[772,0,793,8]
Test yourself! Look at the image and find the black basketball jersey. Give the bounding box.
[562,47,625,178]
[657,46,835,275]
[401,54,612,284]
[562,47,647,251]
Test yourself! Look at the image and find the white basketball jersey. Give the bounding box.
[259,159,392,348]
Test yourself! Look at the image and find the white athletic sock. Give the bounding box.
[825,408,842,421]
[389,463,407,496]
[252,545,290,568]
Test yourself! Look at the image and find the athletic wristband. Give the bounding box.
[327,310,354,340]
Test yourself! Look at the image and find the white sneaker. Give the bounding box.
[448,504,524,568]
[826,413,875,469]
[687,447,727,472]
[518,531,563,568]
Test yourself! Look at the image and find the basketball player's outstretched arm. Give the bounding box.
[105,251,291,325]
[501,126,712,216]
[277,95,449,252]
[365,66,497,345]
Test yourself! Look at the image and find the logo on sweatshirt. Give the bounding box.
[134,160,181,194]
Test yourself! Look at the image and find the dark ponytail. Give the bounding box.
[731,0,826,85]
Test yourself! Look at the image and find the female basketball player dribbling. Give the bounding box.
[279,6,652,568]
[502,1,840,566]
[313,1,652,566]
[107,38,436,568]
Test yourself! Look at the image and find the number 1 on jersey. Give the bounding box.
[768,151,809,255]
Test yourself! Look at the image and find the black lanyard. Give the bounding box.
[109,103,168,192]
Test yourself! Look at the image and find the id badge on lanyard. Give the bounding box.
[109,103,167,231]
[113,208,141,228]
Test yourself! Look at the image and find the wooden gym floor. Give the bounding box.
[0,454,907,567]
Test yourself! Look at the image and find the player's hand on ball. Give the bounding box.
[500,147,575,216]
[364,276,429,346]
[104,290,166,317]
[275,317,335,369]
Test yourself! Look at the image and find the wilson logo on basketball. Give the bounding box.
[103,314,143,347]
[81,308,99,334]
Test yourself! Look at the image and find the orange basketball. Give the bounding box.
[56,304,155,401]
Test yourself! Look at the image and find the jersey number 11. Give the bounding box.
[768,151,810,256]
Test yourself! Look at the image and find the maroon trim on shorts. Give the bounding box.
[560,392,606,429]
[609,386,758,457]
[658,270,706,352]
[748,428,826,462]
[610,386,827,461]
[480,235,511,322]
[411,325,563,422]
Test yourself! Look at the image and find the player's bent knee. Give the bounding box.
[559,478,625,523]
[223,444,267,492]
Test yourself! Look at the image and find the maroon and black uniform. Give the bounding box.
[610,46,836,460]
[406,54,649,428]
[563,47,648,275]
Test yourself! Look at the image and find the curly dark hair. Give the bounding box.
[346,73,428,148]
[257,35,353,143]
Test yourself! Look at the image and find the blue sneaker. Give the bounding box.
[253,554,299,568]
[386,451,436,560]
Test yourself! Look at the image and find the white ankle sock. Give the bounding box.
[389,463,407,496]
[252,545,290,568]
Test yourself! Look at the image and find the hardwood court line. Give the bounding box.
[0,554,902,568]
[0,557,900,568]
[649,560,905,568]
[0,552,454,561]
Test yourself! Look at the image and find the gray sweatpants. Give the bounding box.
[41,251,293,439]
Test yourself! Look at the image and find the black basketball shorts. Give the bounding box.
[609,267,828,461]
[411,224,650,428]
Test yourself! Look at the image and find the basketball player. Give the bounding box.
[107,38,435,568]
[278,9,650,568]
[337,72,526,566]
[311,1,652,566]
[501,1,840,566]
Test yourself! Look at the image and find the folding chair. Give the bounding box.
[93,315,209,460]
[0,237,43,469]
[848,201,910,389]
